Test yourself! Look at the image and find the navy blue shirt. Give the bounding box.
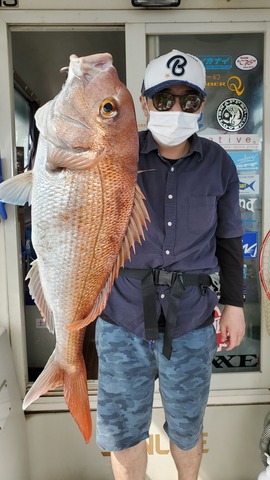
[102,131,243,339]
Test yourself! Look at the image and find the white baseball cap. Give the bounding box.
[141,49,206,98]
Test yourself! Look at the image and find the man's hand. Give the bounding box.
[219,305,245,351]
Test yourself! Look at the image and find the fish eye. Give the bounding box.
[100,97,118,118]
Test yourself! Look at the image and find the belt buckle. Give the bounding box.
[154,269,174,286]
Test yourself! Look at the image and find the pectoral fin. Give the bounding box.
[0,171,32,206]
[48,143,106,171]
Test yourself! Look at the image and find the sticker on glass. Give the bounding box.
[230,151,260,171]
[239,174,259,195]
[242,231,258,258]
[227,76,245,96]
[217,98,249,132]
[198,55,232,70]
[235,54,258,71]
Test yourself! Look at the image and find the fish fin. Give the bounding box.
[68,183,149,332]
[125,183,150,252]
[22,352,63,410]
[67,278,113,331]
[26,259,55,334]
[48,144,106,171]
[22,352,92,443]
[0,171,32,205]
[64,358,92,444]
[138,169,156,174]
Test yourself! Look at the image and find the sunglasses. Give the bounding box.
[152,91,204,113]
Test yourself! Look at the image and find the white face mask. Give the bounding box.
[147,110,201,147]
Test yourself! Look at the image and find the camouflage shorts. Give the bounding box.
[95,317,217,451]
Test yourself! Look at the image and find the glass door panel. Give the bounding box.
[150,33,263,374]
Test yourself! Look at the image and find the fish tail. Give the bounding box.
[22,351,92,443]
[22,351,63,410]
[63,358,92,444]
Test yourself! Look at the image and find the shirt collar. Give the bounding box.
[140,130,203,161]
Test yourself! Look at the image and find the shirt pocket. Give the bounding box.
[187,196,217,234]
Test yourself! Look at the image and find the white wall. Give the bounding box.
[0,327,30,480]
[25,402,268,480]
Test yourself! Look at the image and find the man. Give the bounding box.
[95,49,246,480]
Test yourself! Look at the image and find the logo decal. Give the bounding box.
[200,133,260,150]
[167,55,187,76]
[198,55,232,70]
[239,174,259,195]
[217,98,249,131]
[212,354,259,369]
[230,151,260,171]
[206,73,226,87]
[242,232,258,258]
[239,198,257,212]
[227,76,245,96]
[235,54,258,71]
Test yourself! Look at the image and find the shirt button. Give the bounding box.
[160,294,165,299]
[168,194,173,199]
[171,167,174,172]
[165,250,170,255]
[167,221,172,226]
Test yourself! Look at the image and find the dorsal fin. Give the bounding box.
[68,183,149,331]
[26,259,55,334]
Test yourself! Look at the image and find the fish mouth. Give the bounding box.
[69,53,113,84]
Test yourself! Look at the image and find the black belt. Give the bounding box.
[119,267,219,360]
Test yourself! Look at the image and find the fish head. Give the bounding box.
[35,53,138,172]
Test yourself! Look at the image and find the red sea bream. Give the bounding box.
[0,53,149,443]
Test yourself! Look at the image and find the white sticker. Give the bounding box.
[36,318,46,329]
[235,54,258,71]
[217,98,249,132]
[200,133,260,150]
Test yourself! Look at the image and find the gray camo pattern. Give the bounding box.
[95,317,217,451]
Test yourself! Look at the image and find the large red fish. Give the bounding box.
[0,53,149,443]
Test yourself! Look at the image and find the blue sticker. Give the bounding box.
[198,55,232,70]
[239,175,259,195]
[230,151,260,171]
[242,232,258,258]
